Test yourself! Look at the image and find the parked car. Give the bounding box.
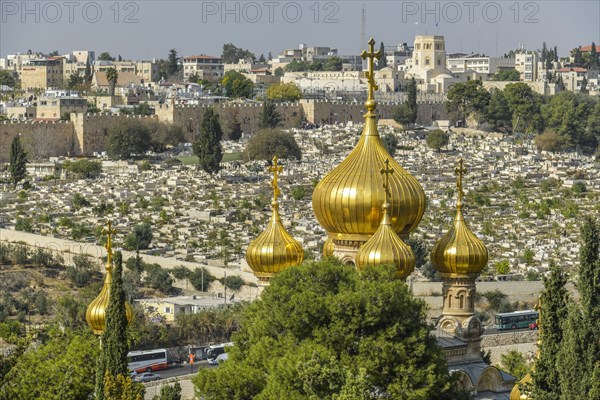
[208,353,228,365]
[135,372,161,382]
[529,322,539,330]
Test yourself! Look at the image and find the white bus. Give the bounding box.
[127,349,168,373]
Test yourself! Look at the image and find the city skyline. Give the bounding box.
[1,1,598,60]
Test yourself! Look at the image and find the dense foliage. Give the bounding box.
[245,129,302,161]
[266,82,302,102]
[193,260,465,400]
[106,120,152,159]
[221,71,254,98]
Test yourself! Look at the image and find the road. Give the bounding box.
[155,360,216,380]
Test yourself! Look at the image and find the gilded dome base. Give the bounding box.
[330,237,366,266]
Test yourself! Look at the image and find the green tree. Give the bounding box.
[85,59,92,82]
[104,373,144,400]
[484,88,512,132]
[123,222,153,250]
[378,41,387,69]
[148,122,185,152]
[219,275,245,291]
[221,71,253,98]
[426,129,449,152]
[557,217,600,399]
[392,103,416,127]
[532,262,569,399]
[193,260,465,400]
[381,133,398,155]
[144,263,174,294]
[500,350,530,380]
[193,107,223,174]
[503,82,543,133]
[106,119,151,159]
[494,260,511,275]
[534,130,571,152]
[9,136,28,188]
[63,159,102,178]
[221,43,255,64]
[274,67,284,78]
[103,252,130,377]
[245,128,302,161]
[152,382,181,400]
[324,56,343,71]
[491,69,521,81]
[226,116,243,141]
[0,70,16,87]
[445,80,490,124]
[1,328,99,399]
[189,267,216,292]
[67,72,84,89]
[106,67,119,97]
[406,77,418,124]
[259,100,282,129]
[167,49,179,76]
[266,82,302,102]
[98,52,115,61]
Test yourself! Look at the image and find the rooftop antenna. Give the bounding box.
[360,4,366,52]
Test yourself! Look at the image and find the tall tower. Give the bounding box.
[411,35,447,79]
[431,159,488,361]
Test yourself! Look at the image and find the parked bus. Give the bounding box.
[127,349,168,373]
[205,342,233,360]
[495,310,538,330]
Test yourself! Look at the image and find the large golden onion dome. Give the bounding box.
[246,157,304,284]
[312,39,425,244]
[86,221,133,335]
[355,159,415,279]
[431,159,488,275]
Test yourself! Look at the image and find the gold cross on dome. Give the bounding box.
[455,158,467,207]
[361,37,381,101]
[102,220,117,265]
[380,158,395,204]
[269,156,283,202]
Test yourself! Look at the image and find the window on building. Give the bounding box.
[425,58,430,65]
[438,59,441,66]
[165,307,172,313]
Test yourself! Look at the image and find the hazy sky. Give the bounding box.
[1,1,598,60]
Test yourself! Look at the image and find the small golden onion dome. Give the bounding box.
[323,238,335,257]
[510,373,532,400]
[86,222,133,335]
[355,202,415,279]
[431,159,488,275]
[312,39,425,242]
[246,157,304,284]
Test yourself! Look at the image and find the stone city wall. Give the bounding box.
[1,100,447,162]
[0,120,74,163]
[481,329,538,348]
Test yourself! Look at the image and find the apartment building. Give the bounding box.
[515,52,539,81]
[183,55,224,82]
[447,55,515,75]
[20,57,64,91]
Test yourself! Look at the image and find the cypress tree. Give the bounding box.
[9,135,27,188]
[85,59,92,83]
[407,78,418,124]
[103,251,129,377]
[259,100,281,129]
[558,217,600,399]
[193,107,223,174]
[532,261,568,399]
[378,41,387,69]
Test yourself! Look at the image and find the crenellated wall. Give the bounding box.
[1,100,447,162]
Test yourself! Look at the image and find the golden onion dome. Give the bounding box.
[431,159,488,275]
[323,238,335,257]
[312,39,425,242]
[246,157,304,284]
[510,373,532,400]
[86,221,133,335]
[355,201,415,279]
